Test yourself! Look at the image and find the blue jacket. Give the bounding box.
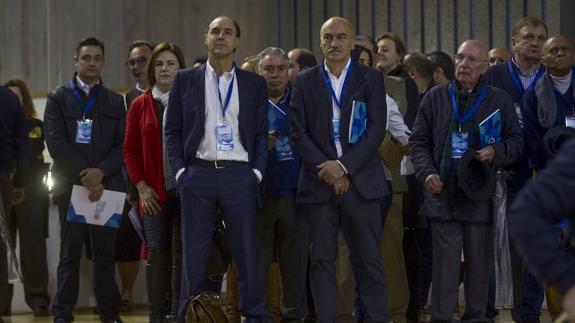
[509,138,575,294]
[164,64,268,177]
[290,61,388,203]
[521,70,575,170]
[0,86,28,186]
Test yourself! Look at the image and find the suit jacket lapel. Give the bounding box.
[340,62,362,144]
[236,68,248,145]
[196,65,207,130]
[315,67,333,122]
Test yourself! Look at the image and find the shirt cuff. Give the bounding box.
[336,160,349,174]
[175,167,185,182]
[253,169,262,183]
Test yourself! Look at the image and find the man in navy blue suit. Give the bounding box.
[164,16,268,322]
[289,16,390,322]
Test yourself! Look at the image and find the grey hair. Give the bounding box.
[256,47,289,72]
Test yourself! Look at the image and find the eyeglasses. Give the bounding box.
[454,54,488,64]
[126,56,148,68]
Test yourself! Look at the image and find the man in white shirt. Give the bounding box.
[164,16,268,322]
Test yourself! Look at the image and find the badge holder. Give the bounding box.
[216,121,234,151]
[275,136,294,161]
[451,127,469,159]
[76,119,93,144]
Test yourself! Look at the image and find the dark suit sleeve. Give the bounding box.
[11,94,29,187]
[165,71,186,174]
[97,94,126,177]
[403,77,421,129]
[252,77,269,175]
[409,92,440,184]
[338,71,387,175]
[289,75,329,167]
[491,92,523,168]
[44,90,91,176]
[509,140,575,294]
[520,90,546,170]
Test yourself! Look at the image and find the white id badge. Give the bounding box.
[566,116,575,128]
[75,119,93,144]
[216,122,234,151]
[451,132,469,159]
[332,119,341,143]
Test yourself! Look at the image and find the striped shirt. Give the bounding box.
[511,56,542,90]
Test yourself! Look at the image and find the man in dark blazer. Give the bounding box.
[289,16,390,322]
[164,16,268,322]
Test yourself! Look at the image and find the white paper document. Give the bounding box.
[67,185,126,228]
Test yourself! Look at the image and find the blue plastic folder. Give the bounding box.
[349,100,367,144]
[479,109,502,148]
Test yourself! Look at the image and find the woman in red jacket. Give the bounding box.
[123,42,185,323]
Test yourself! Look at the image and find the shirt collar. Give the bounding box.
[75,75,100,95]
[323,58,352,81]
[206,60,236,81]
[511,56,541,77]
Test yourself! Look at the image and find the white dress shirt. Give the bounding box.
[323,58,352,158]
[175,61,261,182]
[384,95,411,179]
[75,75,97,95]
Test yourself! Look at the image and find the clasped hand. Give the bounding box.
[317,160,349,195]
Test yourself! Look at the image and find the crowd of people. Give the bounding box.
[0,13,574,323]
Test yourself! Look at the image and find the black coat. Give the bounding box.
[44,76,126,195]
[509,138,575,294]
[409,83,523,222]
[0,86,28,186]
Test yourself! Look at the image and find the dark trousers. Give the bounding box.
[11,180,50,311]
[430,220,492,323]
[506,183,544,323]
[307,186,389,323]
[0,174,14,315]
[51,195,121,321]
[178,164,264,322]
[256,196,309,322]
[143,193,181,318]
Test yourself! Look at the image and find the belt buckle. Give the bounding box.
[214,160,224,169]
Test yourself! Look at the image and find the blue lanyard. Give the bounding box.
[449,82,488,130]
[68,80,98,117]
[215,66,235,116]
[321,60,353,110]
[507,61,545,97]
[268,90,289,116]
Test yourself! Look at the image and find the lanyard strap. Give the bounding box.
[215,66,236,116]
[321,60,353,110]
[507,61,545,97]
[449,82,488,129]
[68,80,98,116]
[268,99,287,116]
